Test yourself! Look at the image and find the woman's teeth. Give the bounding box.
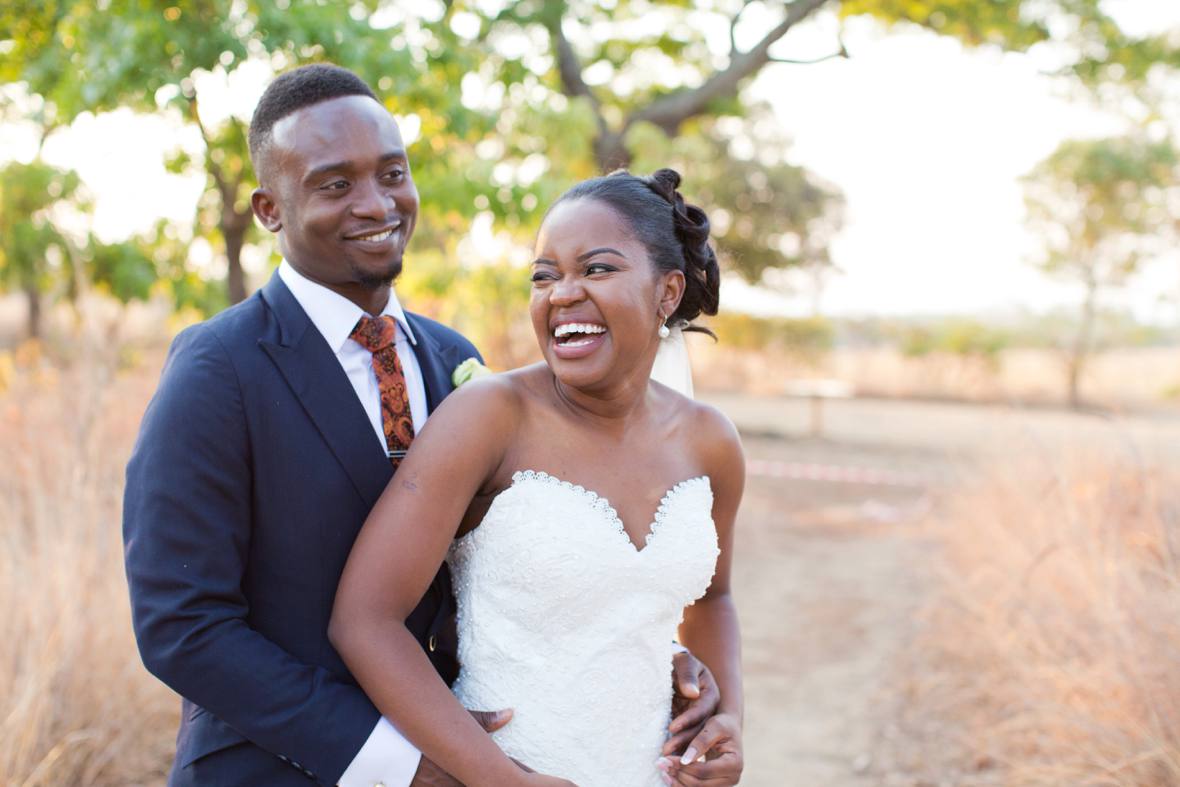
[553,323,606,339]
[553,323,607,346]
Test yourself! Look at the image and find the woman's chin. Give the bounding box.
[547,363,601,391]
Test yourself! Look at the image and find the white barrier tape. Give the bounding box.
[747,458,932,488]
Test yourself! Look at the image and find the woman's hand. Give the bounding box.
[657,712,742,786]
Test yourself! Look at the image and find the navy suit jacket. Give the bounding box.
[123,272,481,786]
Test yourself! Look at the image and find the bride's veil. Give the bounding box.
[649,326,695,398]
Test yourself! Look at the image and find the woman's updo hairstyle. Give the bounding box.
[548,168,721,336]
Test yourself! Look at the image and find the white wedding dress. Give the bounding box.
[447,469,719,786]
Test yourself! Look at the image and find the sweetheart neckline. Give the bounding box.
[507,469,711,553]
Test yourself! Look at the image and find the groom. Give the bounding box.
[124,64,718,787]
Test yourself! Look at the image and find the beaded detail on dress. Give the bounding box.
[447,471,719,787]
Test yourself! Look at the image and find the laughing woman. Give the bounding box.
[330,169,744,787]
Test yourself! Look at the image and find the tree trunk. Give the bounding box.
[24,284,42,340]
[594,131,631,173]
[223,207,252,305]
[1067,275,1099,409]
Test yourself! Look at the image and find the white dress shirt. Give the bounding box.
[278,260,424,786]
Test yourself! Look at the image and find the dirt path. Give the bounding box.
[734,434,934,786]
[714,392,1180,785]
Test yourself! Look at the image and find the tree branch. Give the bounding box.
[186,96,252,230]
[769,38,848,64]
[729,0,756,56]
[543,8,609,137]
[186,94,234,208]
[629,0,834,135]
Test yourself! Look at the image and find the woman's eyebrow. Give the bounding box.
[576,247,626,262]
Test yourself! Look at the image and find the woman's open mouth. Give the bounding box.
[551,322,608,358]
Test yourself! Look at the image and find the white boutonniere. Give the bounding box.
[451,357,492,388]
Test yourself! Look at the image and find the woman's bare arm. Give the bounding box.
[671,404,745,783]
[328,376,529,787]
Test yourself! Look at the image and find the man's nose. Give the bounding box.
[351,177,394,220]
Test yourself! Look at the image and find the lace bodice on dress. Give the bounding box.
[447,470,719,787]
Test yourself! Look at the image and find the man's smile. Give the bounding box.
[345,221,402,244]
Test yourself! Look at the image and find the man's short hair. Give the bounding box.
[248,63,378,180]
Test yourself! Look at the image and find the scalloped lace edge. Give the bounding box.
[510,469,711,549]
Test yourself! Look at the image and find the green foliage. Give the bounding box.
[706,312,834,359]
[837,312,1170,352]
[0,159,80,294]
[839,0,1051,49]
[1002,308,1175,351]
[2,0,505,306]
[1024,135,1179,285]
[629,113,844,286]
[899,319,1008,360]
[86,239,157,303]
[4,0,1177,321]
[398,251,535,370]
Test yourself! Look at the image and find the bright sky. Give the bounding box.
[2,3,1178,324]
[739,5,1180,323]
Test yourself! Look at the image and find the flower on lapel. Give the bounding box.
[451,357,492,388]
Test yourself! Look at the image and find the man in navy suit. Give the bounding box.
[123,64,718,786]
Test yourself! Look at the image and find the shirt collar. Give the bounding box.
[278,260,417,353]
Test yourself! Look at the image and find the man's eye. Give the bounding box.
[382,169,405,181]
[322,180,349,190]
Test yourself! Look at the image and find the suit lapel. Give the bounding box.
[258,273,392,508]
[406,313,459,415]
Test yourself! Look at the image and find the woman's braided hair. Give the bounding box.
[547,168,721,335]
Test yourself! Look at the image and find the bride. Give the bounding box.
[330,169,744,787]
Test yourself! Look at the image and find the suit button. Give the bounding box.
[428,634,437,652]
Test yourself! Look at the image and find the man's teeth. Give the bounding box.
[553,323,607,338]
[355,228,396,242]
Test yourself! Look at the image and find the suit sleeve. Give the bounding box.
[122,325,378,786]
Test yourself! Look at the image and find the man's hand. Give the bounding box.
[662,650,721,757]
[408,709,515,786]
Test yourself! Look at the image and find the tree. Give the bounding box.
[1023,135,1179,407]
[626,110,845,290]
[4,0,1175,312]
[0,160,82,338]
[2,0,497,304]
[484,0,1177,168]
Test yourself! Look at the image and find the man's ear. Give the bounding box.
[251,187,282,233]
[658,269,686,322]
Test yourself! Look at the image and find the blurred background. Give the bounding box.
[2,1,1179,785]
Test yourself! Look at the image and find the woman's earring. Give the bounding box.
[658,311,671,339]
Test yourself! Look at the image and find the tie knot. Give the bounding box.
[350,314,397,353]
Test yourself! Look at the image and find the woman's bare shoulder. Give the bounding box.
[674,397,743,488]
[424,363,550,431]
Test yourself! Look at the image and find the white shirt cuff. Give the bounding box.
[337,717,421,787]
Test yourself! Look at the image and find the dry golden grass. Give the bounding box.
[0,339,176,786]
[896,452,1180,786]
[3,299,1178,786]
[692,344,1180,410]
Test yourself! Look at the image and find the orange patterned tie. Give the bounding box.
[350,315,414,467]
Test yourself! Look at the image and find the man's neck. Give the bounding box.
[334,282,391,316]
[286,261,392,316]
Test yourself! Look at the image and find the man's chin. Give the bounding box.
[352,257,403,289]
